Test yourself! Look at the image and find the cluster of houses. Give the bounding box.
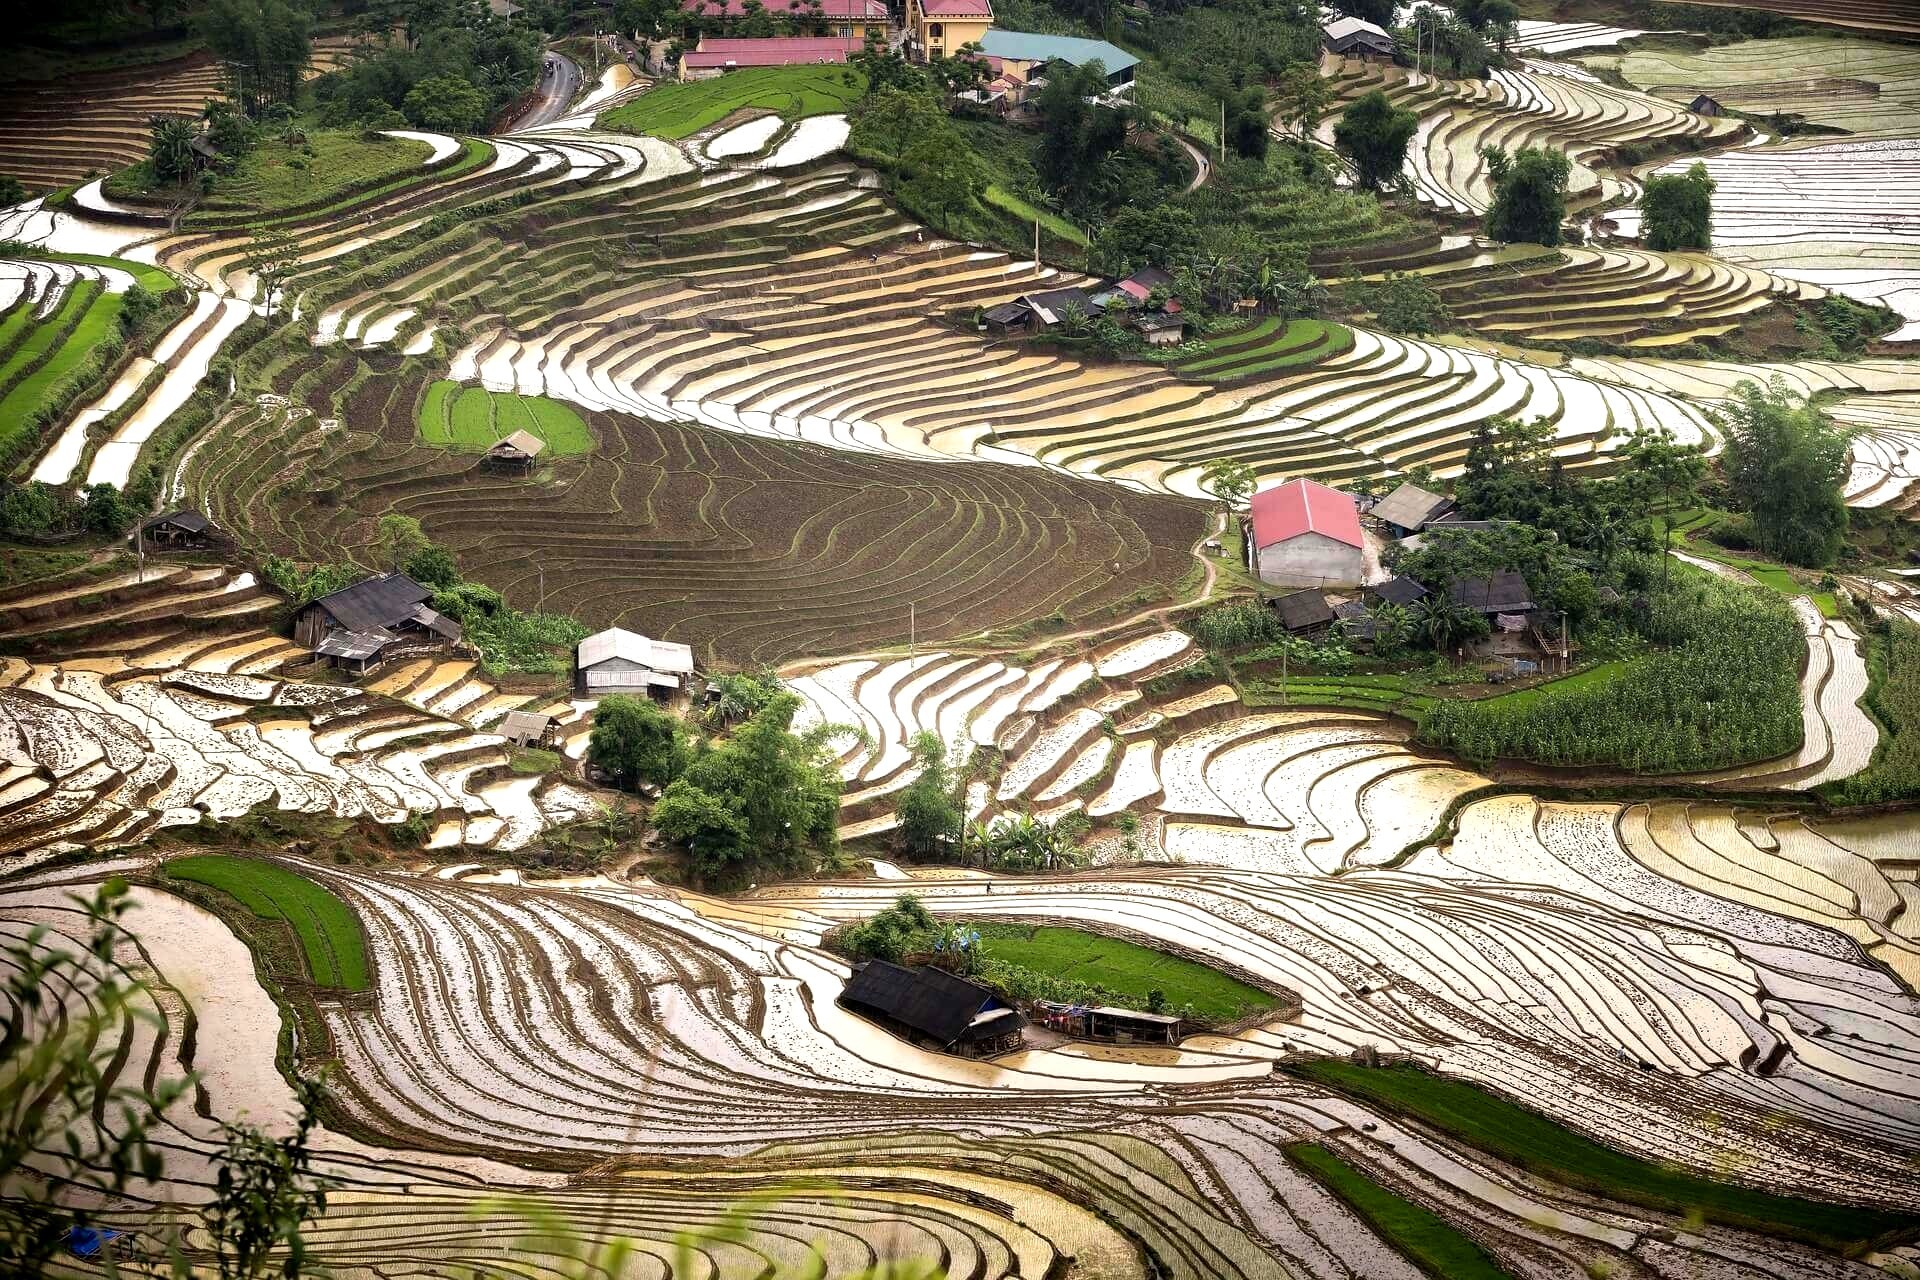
[983,264,1187,346]
[1243,476,1569,673]
[667,0,1139,109]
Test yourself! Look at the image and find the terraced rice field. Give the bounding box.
[598,64,865,139]
[178,368,1208,667]
[1670,0,1920,37]
[6,45,1920,1279]
[0,37,357,194]
[1314,51,1742,219]
[417,379,593,455]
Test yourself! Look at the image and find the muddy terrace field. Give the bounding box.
[183,354,1207,665]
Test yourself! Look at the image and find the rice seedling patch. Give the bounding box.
[416,379,592,456]
[1286,1142,1515,1279]
[599,65,865,139]
[164,854,369,991]
[1287,1059,1920,1253]
[970,922,1279,1022]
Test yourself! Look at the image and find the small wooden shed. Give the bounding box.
[483,429,546,473]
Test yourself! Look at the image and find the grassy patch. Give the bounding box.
[508,746,563,776]
[163,855,368,991]
[1286,1060,1919,1254]
[599,65,865,139]
[1287,1143,1513,1279]
[0,283,124,458]
[972,922,1277,1022]
[1173,319,1351,380]
[108,130,435,215]
[417,380,592,456]
[983,184,1088,246]
[0,543,95,590]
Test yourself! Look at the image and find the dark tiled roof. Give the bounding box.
[983,301,1030,324]
[1270,589,1335,631]
[1371,575,1429,606]
[1451,570,1534,614]
[144,509,211,534]
[840,961,1011,1045]
[309,573,434,634]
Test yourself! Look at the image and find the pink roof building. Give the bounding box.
[1246,478,1366,589]
[682,35,866,69]
[919,0,995,12]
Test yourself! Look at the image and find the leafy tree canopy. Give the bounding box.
[1641,162,1714,251]
[1333,91,1417,192]
[1716,378,1852,567]
[588,694,694,790]
[1482,144,1571,246]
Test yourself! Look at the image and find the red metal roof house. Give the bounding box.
[681,35,866,75]
[1246,478,1366,589]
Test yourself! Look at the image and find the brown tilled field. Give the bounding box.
[187,359,1208,667]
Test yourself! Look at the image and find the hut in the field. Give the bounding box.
[576,626,697,700]
[1268,588,1337,636]
[1088,1005,1183,1044]
[139,509,224,551]
[1245,478,1365,589]
[482,429,545,473]
[839,960,1026,1056]
[499,710,557,749]
[1689,93,1725,117]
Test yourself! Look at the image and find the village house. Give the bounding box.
[679,35,865,78]
[976,28,1138,97]
[294,573,464,673]
[137,509,225,552]
[1689,93,1726,117]
[576,626,697,699]
[1321,15,1397,61]
[1268,588,1337,636]
[839,959,1026,1056]
[907,0,994,62]
[1368,574,1429,608]
[1245,477,1366,589]
[498,710,557,749]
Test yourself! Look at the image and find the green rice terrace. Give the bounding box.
[2,1,1920,1277]
[417,380,593,456]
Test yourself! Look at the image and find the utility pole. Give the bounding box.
[1280,641,1288,705]
[909,602,916,666]
[537,564,546,612]
[1218,98,1226,162]
[135,518,145,584]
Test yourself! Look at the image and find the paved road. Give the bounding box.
[507,51,581,133]
[1173,133,1211,193]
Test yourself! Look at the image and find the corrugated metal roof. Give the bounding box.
[1249,478,1363,551]
[1372,482,1452,530]
[978,29,1139,76]
[1322,16,1392,42]
[578,627,696,675]
[684,36,864,67]
[309,574,433,634]
[314,628,395,660]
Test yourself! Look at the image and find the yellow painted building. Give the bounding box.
[907,0,993,61]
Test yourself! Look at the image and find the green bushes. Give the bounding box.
[1418,572,1804,772]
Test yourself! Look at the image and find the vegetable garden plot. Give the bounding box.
[417,379,593,455]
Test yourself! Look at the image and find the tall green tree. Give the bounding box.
[1640,162,1715,251]
[1621,427,1706,591]
[199,0,314,113]
[588,694,693,790]
[403,73,491,131]
[1198,457,1257,507]
[1333,91,1417,192]
[1716,378,1853,568]
[1482,144,1571,246]
[895,732,959,857]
